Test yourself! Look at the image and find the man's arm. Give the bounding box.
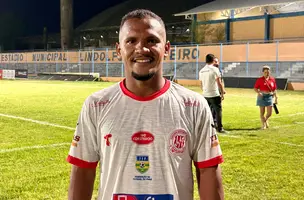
[196,165,224,200]
[68,165,96,200]
[216,77,226,99]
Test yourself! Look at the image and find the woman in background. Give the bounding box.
[254,66,278,129]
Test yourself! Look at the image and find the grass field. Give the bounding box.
[0,79,303,200]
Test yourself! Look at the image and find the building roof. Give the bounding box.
[76,0,206,31]
[174,0,304,16]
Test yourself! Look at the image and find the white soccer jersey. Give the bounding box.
[199,64,221,98]
[67,79,223,200]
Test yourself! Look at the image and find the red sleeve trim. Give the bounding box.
[66,155,98,169]
[194,155,224,168]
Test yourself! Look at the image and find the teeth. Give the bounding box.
[135,59,150,63]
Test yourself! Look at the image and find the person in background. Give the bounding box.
[199,54,226,133]
[211,57,224,127]
[254,65,278,129]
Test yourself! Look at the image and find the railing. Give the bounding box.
[1,40,304,79]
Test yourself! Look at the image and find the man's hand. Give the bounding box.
[274,97,278,104]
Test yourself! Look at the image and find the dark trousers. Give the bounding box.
[205,96,223,131]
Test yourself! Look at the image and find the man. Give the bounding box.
[214,57,223,83]
[67,9,224,200]
[199,54,226,133]
[211,57,224,126]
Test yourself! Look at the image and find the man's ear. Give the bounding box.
[116,42,121,59]
[164,41,171,57]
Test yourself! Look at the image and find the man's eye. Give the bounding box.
[148,39,157,44]
[126,39,135,44]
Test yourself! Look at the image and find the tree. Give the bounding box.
[194,13,226,44]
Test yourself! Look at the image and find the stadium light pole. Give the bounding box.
[60,0,74,50]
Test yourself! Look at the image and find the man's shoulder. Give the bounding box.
[170,82,208,103]
[85,82,121,104]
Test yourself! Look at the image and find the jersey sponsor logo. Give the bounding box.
[71,135,80,147]
[169,129,187,154]
[89,100,110,108]
[211,134,219,148]
[104,134,112,146]
[136,155,149,174]
[184,99,200,107]
[113,194,174,200]
[132,131,154,145]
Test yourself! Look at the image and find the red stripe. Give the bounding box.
[194,155,224,168]
[120,78,171,101]
[66,155,98,169]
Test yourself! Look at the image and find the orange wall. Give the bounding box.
[270,16,304,39]
[176,79,201,86]
[278,42,304,61]
[222,44,247,62]
[248,43,277,61]
[287,82,304,91]
[230,19,265,41]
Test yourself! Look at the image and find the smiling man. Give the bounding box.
[67,9,224,200]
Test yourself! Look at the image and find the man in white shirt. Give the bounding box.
[199,54,226,133]
[66,9,224,200]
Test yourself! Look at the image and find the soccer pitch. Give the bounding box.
[0,80,303,200]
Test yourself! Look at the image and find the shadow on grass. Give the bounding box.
[225,127,260,131]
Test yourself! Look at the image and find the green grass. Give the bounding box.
[0,80,303,200]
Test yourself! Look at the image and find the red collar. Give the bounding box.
[120,79,170,101]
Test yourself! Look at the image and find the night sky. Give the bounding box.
[0,0,126,36]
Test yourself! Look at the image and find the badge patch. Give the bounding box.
[71,135,80,147]
[136,155,149,174]
[211,134,219,147]
[169,129,187,154]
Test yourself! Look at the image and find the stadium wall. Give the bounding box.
[1,42,303,64]
[271,15,304,39]
[196,11,304,42]
[1,42,304,90]
[230,19,265,41]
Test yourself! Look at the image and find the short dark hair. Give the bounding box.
[206,54,215,64]
[120,9,165,30]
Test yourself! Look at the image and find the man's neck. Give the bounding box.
[124,74,166,97]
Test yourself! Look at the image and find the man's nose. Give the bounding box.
[135,42,150,53]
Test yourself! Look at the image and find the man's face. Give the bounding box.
[214,58,219,68]
[116,17,170,81]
